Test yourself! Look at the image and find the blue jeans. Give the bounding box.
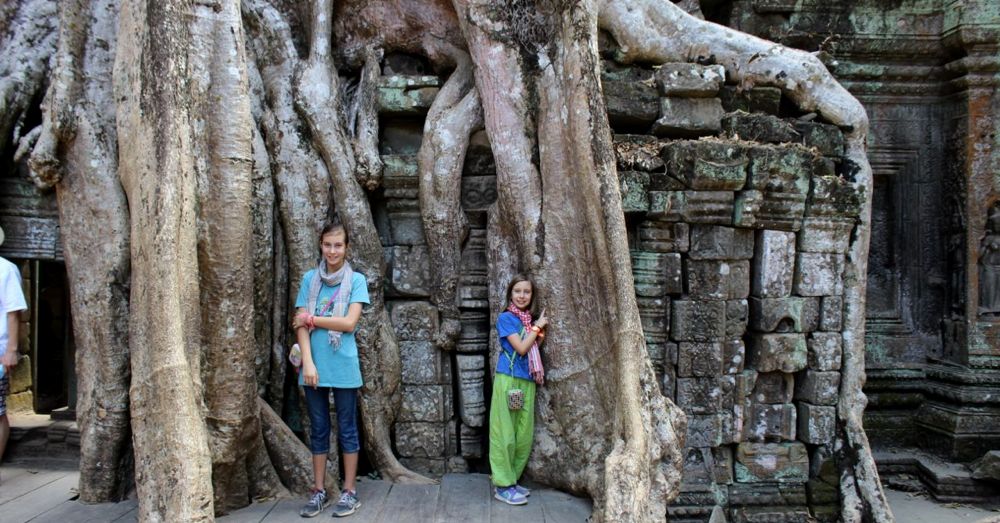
[303,386,360,455]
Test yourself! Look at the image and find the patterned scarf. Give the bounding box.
[506,303,545,385]
[307,260,353,350]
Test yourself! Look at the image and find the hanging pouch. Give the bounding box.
[504,347,524,410]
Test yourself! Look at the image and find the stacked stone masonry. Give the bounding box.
[372,56,859,520]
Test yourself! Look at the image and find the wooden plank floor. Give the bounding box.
[1,457,590,523]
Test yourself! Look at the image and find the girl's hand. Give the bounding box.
[535,309,549,329]
[302,361,319,387]
[292,312,311,330]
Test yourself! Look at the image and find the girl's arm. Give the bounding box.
[295,307,319,387]
[506,330,540,355]
[312,302,364,333]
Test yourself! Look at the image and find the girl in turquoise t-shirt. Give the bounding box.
[292,222,369,518]
[490,274,549,506]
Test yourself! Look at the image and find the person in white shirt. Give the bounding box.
[0,226,28,463]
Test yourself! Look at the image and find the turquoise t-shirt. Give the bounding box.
[496,311,532,380]
[295,270,370,388]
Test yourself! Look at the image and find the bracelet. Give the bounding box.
[306,314,316,330]
[531,325,541,334]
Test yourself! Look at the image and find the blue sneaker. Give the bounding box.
[331,489,361,517]
[300,489,329,518]
[494,486,528,505]
[514,484,531,497]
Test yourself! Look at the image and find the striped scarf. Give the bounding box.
[307,260,353,350]
[506,303,544,385]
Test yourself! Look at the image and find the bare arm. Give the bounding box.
[504,310,549,355]
[294,307,319,386]
[2,311,19,368]
[311,302,363,333]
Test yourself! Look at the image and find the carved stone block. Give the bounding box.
[807,333,842,371]
[390,301,438,341]
[752,371,794,404]
[797,402,836,444]
[678,342,724,377]
[632,250,673,297]
[744,403,797,442]
[734,190,806,231]
[794,371,840,406]
[686,413,726,447]
[400,340,449,385]
[793,121,845,158]
[637,295,669,335]
[463,130,495,175]
[638,220,690,252]
[395,422,447,458]
[720,86,782,114]
[748,296,820,333]
[458,229,489,309]
[386,245,432,297]
[748,333,807,373]
[819,296,843,332]
[602,79,660,127]
[686,260,750,300]
[649,190,735,225]
[724,339,747,374]
[751,230,796,297]
[735,442,809,483]
[400,384,449,423]
[456,354,486,427]
[671,300,726,341]
[807,175,862,218]
[652,97,725,137]
[456,310,489,353]
[460,176,498,211]
[377,75,441,115]
[793,252,845,296]
[688,225,754,260]
[619,171,651,213]
[655,63,726,97]
[677,377,722,414]
[797,216,854,254]
[460,423,483,459]
[662,140,749,190]
[726,299,749,338]
[614,134,665,172]
[722,113,798,144]
[746,145,813,194]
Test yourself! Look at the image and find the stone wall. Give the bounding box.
[370,52,862,521]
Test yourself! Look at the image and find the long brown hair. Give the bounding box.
[319,220,350,246]
[504,274,539,317]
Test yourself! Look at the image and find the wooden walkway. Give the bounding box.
[0,458,591,522]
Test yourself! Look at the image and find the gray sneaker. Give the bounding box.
[300,489,329,518]
[332,489,361,517]
[514,484,531,497]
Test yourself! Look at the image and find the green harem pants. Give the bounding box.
[489,372,536,487]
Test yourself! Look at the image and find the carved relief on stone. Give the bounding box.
[978,202,1000,316]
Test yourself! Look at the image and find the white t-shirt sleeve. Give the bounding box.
[2,263,27,314]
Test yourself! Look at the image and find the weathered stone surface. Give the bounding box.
[459,423,483,459]
[687,260,749,299]
[377,75,441,115]
[637,295,670,335]
[462,130,495,175]
[724,339,747,374]
[399,457,446,476]
[603,79,660,127]
[806,175,863,218]
[400,384,449,423]
[748,333,807,373]
[652,97,725,137]
[382,154,419,195]
[746,145,813,194]
[387,208,426,245]
[649,191,735,225]
[632,250,672,297]
[748,296,820,333]
[614,134,665,172]
[677,377,723,414]
[971,450,1000,481]
[797,403,836,444]
[751,230,796,297]
[722,113,797,144]
[678,342,724,377]
[683,447,717,485]
[793,121,845,158]
[688,225,754,260]
[458,230,489,309]
[460,176,498,211]
[797,216,854,254]
[386,245,432,297]
[456,310,489,353]
[719,86,782,114]
[794,371,840,406]
[752,372,794,404]
[400,340,449,385]
[734,190,807,231]
[390,301,438,341]
[744,403,797,442]
[807,333,842,371]
[456,354,486,427]
[793,252,845,296]
[655,63,726,97]
[638,220,690,252]
[662,140,749,190]
[686,413,726,447]
[671,300,727,341]
[726,299,749,338]
[620,171,650,213]
[735,442,809,483]
[396,422,447,458]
